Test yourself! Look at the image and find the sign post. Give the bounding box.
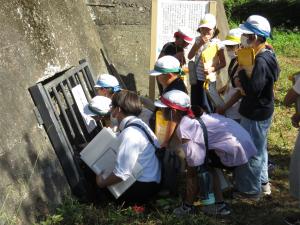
[149,0,217,99]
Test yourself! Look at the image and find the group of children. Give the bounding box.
[87,13,282,217]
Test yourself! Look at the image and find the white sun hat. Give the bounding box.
[239,15,271,38]
[149,55,182,76]
[222,28,242,46]
[174,27,194,44]
[198,13,216,30]
[94,74,121,92]
[154,90,190,108]
[84,96,112,116]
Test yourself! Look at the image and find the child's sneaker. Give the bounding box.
[261,182,271,195]
[232,191,261,201]
[173,202,196,216]
[202,202,231,216]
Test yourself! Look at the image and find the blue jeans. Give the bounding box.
[234,116,272,194]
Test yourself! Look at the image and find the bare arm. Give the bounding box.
[188,37,206,60]
[216,48,226,71]
[161,120,178,148]
[188,43,200,60]
[223,90,242,110]
[216,91,242,115]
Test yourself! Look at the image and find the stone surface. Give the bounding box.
[0,0,106,224]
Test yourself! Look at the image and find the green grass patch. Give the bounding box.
[270,30,300,57]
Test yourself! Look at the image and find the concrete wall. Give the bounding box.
[88,0,229,96]
[0,0,106,224]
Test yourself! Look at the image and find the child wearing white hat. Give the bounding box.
[149,56,188,194]
[94,74,121,98]
[216,28,243,122]
[188,13,226,113]
[84,95,112,117]
[149,55,187,94]
[149,55,187,148]
[155,90,257,216]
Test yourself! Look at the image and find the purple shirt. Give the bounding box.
[176,114,257,167]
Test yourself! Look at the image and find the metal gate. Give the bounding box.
[29,59,102,201]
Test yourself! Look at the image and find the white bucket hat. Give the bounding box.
[94,74,121,92]
[239,15,271,38]
[174,27,194,44]
[84,96,112,116]
[149,55,182,76]
[198,13,216,30]
[154,90,194,117]
[222,28,242,46]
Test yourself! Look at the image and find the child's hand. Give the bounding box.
[204,66,214,76]
[96,173,105,188]
[233,76,241,88]
[195,36,207,47]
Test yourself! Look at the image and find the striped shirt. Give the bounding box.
[194,37,224,81]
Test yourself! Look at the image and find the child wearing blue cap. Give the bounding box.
[234,15,280,199]
[94,74,121,98]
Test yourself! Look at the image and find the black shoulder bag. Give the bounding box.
[196,117,210,171]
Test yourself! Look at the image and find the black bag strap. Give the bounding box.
[197,117,209,166]
[124,122,157,149]
[124,122,166,162]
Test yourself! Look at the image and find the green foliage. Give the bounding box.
[224,0,300,30]
[270,30,300,58]
[39,215,63,225]
[223,0,249,22]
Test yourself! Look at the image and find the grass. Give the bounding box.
[35,31,300,225]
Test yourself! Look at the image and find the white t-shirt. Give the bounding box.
[113,116,161,183]
[194,37,224,81]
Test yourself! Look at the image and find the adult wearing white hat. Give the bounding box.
[94,74,121,98]
[155,90,257,216]
[188,13,226,113]
[216,28,243,121]
[233,15,280,199]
